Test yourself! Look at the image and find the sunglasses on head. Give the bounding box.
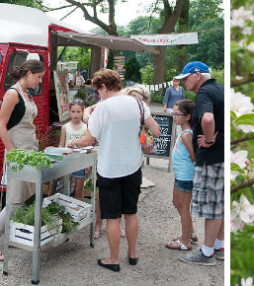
[70,99,83,104]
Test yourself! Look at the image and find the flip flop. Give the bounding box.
[171,232,198,244]
[94,231,100,239]
[165,239,191,251]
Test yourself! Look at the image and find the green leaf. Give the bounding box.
[231,163,245,173]
[242,188,254,204]
[230,110,237,119]
[235,114,254,126]
[231,40,241,53]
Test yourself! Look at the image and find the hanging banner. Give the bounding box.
[131,32,198,46]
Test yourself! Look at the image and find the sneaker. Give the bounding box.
[214,248,224,260]
[179,249,216,266]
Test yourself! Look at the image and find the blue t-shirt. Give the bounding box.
[163,86,184,109]
[172,129,195,181]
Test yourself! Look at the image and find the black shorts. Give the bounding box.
[97,168,142,219]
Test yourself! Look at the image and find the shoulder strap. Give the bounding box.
[134,97,144,125]
[1,87,21,106]
[8,87,19,93]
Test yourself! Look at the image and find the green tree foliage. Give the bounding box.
[107,49,114,69]
[124,55,141,82]
[140,65,154,84]
[58,47,91,69]
[188,18,224,69]
[187,0,224,69]
[0,0,44,8]
[123,16,162,67]
[122,0,224,82]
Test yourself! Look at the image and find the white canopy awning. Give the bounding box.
[56,32,158,54]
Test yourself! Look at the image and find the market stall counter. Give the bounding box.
[3,150,97,285]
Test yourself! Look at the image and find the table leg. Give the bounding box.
[3,171,12,275]
[89,159,96,248]
[31,182,43,284]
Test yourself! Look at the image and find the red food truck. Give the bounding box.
[0,4,156,177]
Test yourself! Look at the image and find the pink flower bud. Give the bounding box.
[245,159,250,166]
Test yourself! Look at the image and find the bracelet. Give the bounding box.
[204,139,215,144]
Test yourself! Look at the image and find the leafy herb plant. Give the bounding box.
[6,150,52,171]
[12,201,78,234]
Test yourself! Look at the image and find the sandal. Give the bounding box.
[191,232,198,244]
[94,231,100,239]
[165,239,191,251]
[0,251,4,262]
[171,232,198,244]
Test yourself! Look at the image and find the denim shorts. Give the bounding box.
[174,178,193,193]
[73,169,86,179]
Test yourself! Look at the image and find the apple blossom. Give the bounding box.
[231,150,248,168]
[231,195,254,232]
[231,89,254,117]
[241,277,254,286]
[231,7,254,28]
[247,42,254,53]
[238,124,254,133]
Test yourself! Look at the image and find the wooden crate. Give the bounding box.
[43,193,92,223]
[9,219,62,247]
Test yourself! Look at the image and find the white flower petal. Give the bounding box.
[231,150,248,168]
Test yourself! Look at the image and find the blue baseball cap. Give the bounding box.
[174,61,210,80]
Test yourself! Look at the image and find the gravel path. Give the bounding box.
[0,157,224,286]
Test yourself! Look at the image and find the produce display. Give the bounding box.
[12,201,78,234]
[6,149,52,171]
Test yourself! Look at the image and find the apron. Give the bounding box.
[8,94,38,203]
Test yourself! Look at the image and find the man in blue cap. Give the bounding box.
[174,61,224,265]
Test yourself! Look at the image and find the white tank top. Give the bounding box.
[64,121,87,147]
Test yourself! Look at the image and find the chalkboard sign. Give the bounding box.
[151,113,173,157]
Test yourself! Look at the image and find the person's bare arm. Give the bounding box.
[197,112,218,148]
[83,103,98,124]
[201,112,215,142]
[67,129,95,148]
[144,116,160,138]
[0,89,19,151]
[181,132,196,162]
[58,125,66,147]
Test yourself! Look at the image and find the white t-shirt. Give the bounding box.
[68,73,74,83]
[88,95,150,178]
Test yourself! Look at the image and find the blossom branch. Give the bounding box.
[231,136,254,145]
[231,178,254,193]
[231,73,254,87]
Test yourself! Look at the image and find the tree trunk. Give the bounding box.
[176,0,189,74]
[153,46,167,84]
[153,0,185,85]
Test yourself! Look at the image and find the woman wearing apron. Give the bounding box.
[0,59,45,261]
